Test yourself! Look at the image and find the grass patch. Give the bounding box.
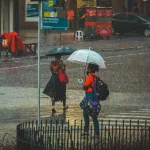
[0,133,16,150]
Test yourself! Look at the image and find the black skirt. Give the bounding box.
[43,73,66,102]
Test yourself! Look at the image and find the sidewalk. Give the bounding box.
[0,35,150,60]
[40,35,150,56]
[0,87,150,139]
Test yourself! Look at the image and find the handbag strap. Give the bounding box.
[92,75,98,102]
[85,74,98,102]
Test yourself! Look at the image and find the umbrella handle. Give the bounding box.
[77,78,84,84]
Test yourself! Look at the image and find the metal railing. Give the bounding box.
[17,119,150,150]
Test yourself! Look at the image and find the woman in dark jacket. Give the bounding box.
[43,54,68,114]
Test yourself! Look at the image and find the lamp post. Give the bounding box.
[30,0,42,127]
[37,0,42,127]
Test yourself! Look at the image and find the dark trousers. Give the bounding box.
[52,97,66,107]
[68,20,74,30]
[83,109,99,135]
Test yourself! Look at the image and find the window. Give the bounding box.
[128,15,138,21]
[113,14,128,20]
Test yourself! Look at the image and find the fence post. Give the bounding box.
[16,119,150,150]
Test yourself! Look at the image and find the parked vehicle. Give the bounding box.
[112,13,150,37]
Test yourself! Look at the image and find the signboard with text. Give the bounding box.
[26,4,39,17]
[42,17,68,30]
[42,0,68,30]
[25,0,39,22]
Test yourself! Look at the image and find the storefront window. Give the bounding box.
[25,0,39,22]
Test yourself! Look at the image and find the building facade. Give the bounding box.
[112,0,150,16]
[0,0,19,34]
[1,0,150,43]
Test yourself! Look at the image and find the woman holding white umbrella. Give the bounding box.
[82,63,100,138]
[67,48,106,139]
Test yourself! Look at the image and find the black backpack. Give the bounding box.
[95,76,109,101]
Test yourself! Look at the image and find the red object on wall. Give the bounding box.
[105,9,112,16]
[97,8,105,16]
[85,21,97,26]
[96,22,112,37]
[84,7,112,38]
[96,7,112,37]
[86,7,96,17]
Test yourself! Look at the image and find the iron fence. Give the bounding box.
[17,119,150,150]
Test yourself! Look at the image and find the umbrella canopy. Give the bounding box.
[67,49,106,68]
[45,46,76,56]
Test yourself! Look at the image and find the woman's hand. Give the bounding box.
[82,75,86,81]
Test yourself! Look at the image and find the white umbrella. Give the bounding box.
[67,49,106,68]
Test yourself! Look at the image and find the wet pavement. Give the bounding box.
[0,36,150,141]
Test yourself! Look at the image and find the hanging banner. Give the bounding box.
[42,17,68,30]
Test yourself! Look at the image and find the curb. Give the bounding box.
[0,45,150,61]
[33,45,150,60]
[98,45,150,53]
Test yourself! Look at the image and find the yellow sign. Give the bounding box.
[48,0,53,6]
[44,12,50,17]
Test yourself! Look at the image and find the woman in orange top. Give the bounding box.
[67,9,74,30]
[82,63,100,138]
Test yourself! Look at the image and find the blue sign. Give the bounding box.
[27,4,39,17]
[42,0,68,30]
[42,17,68,30]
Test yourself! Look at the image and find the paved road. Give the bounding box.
[0,46,150,140]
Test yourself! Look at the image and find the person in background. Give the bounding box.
[43,54,68,114]
[82,63,100,139]
[67,9,74,30]
[50,8,58,17]
[132,2,139,13]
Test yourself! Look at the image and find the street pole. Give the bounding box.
[37,0,41,127]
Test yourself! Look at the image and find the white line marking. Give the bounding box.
[0,62,121,71]
[105,52,148,59]
[0,52,148,70]
[107,63,122,66]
